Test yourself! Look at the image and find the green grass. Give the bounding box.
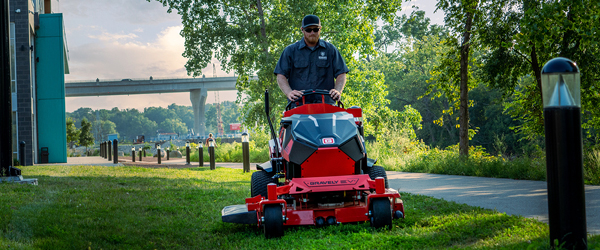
[2,165,597,249]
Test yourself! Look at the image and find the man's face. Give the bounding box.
[302,25,321,44]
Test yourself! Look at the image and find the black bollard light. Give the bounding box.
[132,147,136,162]
[108,140,112,161]
[101,142,104,158]
[143,148,146,157]
[185,142,191,165]
[198,143,203,167]
[19,141,25,166]
[113,139,118,164]
[242,132,250,173]
[138,147,142,162]
[166,149,170,160]
[542,57,587,249]
[209,138,215,170]
[157,144,161,164]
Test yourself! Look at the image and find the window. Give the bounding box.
[10,22,17,157]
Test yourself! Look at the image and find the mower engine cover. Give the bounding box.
[280,111,365,178]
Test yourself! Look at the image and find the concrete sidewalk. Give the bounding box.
[387,172,600,235]
[56,157,599,234]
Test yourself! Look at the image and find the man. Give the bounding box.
[274,15,349,104]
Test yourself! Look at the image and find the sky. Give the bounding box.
[58,0,444,112]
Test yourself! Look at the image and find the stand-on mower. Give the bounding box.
[222,89,405,238]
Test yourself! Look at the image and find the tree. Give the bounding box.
[159,118,188,135]
[476,0,600,140]
[79,118,94,155]
[66,117,80,149]
[149,0,403,137]
[435,0,481,158]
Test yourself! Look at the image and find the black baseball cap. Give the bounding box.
[302,15,321,28]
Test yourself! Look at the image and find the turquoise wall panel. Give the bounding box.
[36,13,67,163]
[36,14,63,38]
[35,37,64,99]
[37,98,67,163]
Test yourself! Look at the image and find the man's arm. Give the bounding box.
[329,73,346,101]
[277,74,303,101]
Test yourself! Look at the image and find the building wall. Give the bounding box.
[36,13,67,163]
[10,0,36,166]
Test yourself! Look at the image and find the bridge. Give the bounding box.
[65,76,241,136]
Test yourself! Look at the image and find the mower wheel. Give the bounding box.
[251,171,275,198]
[263,204,284,238]
[366,165,389,188]
[370,198,392,230]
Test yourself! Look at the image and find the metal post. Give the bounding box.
[166,149,170,160]
[157,145,161,165]
[542,57,587,249]
[138,148,142,162]
[132,147,135,162]
[108,140,112,161]
[113,139,118,164]
[143,148,146,157]
[242,132,249,173]
[209,138,215,170]
[185,142,190,165]
[198,144,203,167]
[19,141,25,166]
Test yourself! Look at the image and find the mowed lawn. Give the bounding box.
[0,165,597,249]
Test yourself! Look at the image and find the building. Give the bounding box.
[10,0,69,164]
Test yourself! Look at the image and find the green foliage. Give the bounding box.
[149,0,403,138]
[78,118,95,151]
[0,165,561,249]
[66,117,79,149]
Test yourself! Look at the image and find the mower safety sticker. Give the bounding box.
[304,178,359,187]
[322,138,335,144]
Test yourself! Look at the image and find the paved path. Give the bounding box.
[56,157,599,234]
[387,172,600,235]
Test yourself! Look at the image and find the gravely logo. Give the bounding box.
[305,178,359,187]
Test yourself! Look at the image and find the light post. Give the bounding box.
[138,147,142,162]
[542,57,586,249]
[242,132,250,173]
[108,140,112,162]
[157,144,161,165]
[185,142,191,165]
[166,147,170,161]
[112,139,118,164]
[209,138,215,170]
[131,147,135,162]
[198,144,203,167]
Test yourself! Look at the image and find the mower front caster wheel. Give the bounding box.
[263,204,284,238]
[370,198,392,230]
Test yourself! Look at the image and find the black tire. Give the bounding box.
[366,165,389,188]
[370,198,392,230]
[263,204,284,238]
[251,170,275,198]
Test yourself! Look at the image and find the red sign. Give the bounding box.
[229,123,241,131]
[322,138,335,144]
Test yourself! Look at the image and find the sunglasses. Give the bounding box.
[304,27,320,33]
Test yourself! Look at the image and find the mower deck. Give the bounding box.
[222,175,404,226]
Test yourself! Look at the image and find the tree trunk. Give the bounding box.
[256,0,269,58]
[459,2,477,158]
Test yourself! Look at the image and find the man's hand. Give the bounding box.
[286,90,304,101]
[329,89,341,101]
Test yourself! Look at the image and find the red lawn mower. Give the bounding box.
[221,89,405,238]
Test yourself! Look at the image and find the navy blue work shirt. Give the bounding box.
[274,39,349,91]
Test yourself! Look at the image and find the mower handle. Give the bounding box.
[285,89,344,111]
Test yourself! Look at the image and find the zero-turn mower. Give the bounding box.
[222,89,404,238]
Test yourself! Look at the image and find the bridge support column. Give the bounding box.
[190,89,207,137]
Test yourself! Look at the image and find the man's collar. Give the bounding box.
[299,39,325,49]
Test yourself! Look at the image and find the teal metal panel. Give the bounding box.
[36,37,64,100]
[36,14,63,38]
[36,13,67,163]
[37,98,67,163]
